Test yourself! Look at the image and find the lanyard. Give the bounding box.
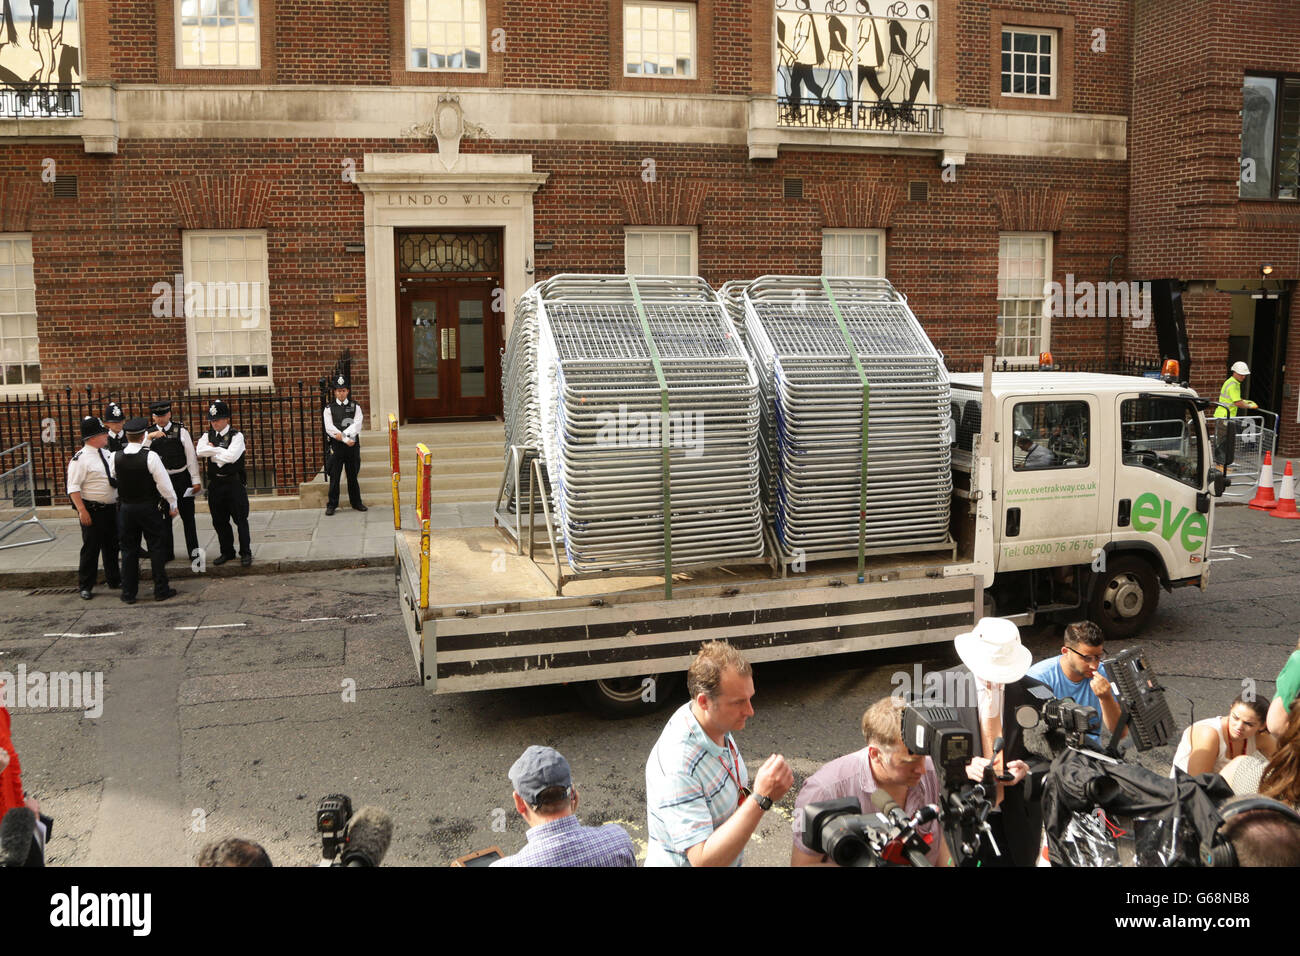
[719,737,747,799]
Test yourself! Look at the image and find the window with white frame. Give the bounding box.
[1001,28,1056,98]
[177,0,260,69]
[821,230,885,277]
[997,233,1051,359]
[625,228,697,275]
[408,0,485,71]
[0,236,39,391]
[624,2,695,78]
[183,231,272,385]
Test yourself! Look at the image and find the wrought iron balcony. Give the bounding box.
[777,96,942,134]
[0,85,82,119]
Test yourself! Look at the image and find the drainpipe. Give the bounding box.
[1106,254,1125,367]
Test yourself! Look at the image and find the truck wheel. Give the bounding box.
[1088,555,1159,639]
[575,673,681,718]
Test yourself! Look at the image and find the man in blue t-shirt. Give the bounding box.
[1026,621,1125,747]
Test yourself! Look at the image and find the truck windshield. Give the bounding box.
[1120,397,1203,488]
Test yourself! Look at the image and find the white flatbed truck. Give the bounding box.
[394,363,1226,715]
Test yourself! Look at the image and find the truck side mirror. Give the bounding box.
[1207,467,1230,497]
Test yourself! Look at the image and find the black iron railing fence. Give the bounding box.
[944,356,1167,376]
[777,97,942,133]
[0,383,325,506]
[0,86,82,119]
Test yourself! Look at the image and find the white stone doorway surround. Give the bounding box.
[354,151,548,428]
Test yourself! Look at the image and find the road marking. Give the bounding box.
[299,614,379,622]
[175,623,247,631]
[1282,538,1300,543]
[43,631,122,638]
[1210,546,1252,560]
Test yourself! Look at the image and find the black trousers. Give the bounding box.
[77,501,119,592]
[208,478,251,558]
[119,500,169,598]
[161,472,200,562]
[327,440,363,509]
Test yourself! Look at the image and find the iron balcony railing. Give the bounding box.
[777,96,942,133]
[0,86,82,119]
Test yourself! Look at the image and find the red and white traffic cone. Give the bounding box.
[1249,451,1278,510]
[1270,461,1300,519]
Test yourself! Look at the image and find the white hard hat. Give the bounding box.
[1232,361,1250,376]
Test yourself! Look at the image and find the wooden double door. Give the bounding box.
[398,278,501,420]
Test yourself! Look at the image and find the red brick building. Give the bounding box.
[0,0,1294,467]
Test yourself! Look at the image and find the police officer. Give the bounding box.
[323,374,366,515]
[66,416,120,601]
[144,400,202,563]
[103,403,128,453]
[195,399,252,567]
[110,417,179,604]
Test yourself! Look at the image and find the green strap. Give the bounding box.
[821,277,869,583]
[628,277,673,598]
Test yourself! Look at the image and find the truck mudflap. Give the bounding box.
[421,574,978,693]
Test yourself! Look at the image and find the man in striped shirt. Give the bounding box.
[645,641,794,866]
[491,745,635,867]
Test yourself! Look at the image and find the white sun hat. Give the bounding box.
[954,617,1032,685]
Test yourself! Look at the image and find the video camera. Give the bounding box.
[801,793,939,867]
[314,794,394,867]
[901,704,1002,864]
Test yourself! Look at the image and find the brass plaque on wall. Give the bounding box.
[333,310,360,328]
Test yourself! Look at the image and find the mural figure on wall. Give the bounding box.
[0,0,80,116]
[775,0,934,130]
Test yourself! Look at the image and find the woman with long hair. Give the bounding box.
[1260,702,1300,807]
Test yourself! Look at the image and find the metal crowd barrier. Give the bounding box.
[1210,413,1277,496]
[0,442,55,550]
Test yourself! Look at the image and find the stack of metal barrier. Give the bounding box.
[531,274,764,573]
[742,276,952,558]
[501,293,542,512]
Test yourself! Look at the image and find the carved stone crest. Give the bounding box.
[402,95,491,170]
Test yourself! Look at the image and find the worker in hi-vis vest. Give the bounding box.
[1214,361,1257,419]
[1214,361,1257,467]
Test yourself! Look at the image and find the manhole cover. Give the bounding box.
[27,587,79,596]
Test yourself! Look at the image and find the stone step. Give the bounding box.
[356,455,502,477]
[359,440,502,464]
[298,479,498,507]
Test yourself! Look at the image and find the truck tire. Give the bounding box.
[575,673,681,718]
[1088,555,1159,639]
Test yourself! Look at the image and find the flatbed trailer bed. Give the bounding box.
[396,526,979,695]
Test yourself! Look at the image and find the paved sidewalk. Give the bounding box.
[0,500,497,587]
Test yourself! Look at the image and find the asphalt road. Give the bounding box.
[2,503,1294,867]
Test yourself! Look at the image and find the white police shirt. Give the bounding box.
[66,445,118,505]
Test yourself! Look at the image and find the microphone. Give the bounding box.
[340,806,394,867]
[0,807,41,867]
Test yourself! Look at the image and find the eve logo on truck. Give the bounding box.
[1129,492,1207,552]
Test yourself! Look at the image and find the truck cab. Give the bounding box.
[950,372,1217,638]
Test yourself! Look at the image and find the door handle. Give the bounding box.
[1006,506,1020,537]
[440,327,449,359]
[448,327,457,360]
[1117,498,1131,527]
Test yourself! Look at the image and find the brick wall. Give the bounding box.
[5,136,1126,392]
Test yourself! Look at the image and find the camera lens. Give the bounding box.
[822,816,870,867]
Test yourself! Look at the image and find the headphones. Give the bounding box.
[1204,796,1300,867]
